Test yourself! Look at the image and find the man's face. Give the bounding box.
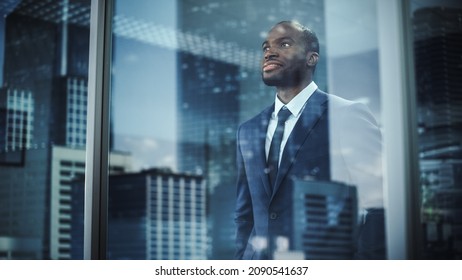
[261,23,309,87]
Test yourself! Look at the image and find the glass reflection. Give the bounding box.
[412,0,462,259]
[108,0,385,260]
[3,0,459,261]
[0,0,91,259]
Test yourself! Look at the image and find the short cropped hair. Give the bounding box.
[275,20,319,54]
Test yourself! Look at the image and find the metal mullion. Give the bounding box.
[378,0,421,259]
[84,0,113,260]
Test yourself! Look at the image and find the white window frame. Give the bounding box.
[378,0,422,259]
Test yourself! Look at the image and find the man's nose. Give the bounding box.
[264,48,278,60]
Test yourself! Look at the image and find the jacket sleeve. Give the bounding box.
[234,125,254,259]
[336,101,383,209]
[336,102,385,259]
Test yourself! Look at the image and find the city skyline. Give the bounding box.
[0,0,460,260]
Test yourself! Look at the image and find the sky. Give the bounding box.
[111,0,179,141]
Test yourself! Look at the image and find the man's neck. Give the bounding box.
[276,79,311,104]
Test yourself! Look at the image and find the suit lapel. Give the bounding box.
[272,90,328,197]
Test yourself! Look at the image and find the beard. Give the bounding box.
[261,66,307,88]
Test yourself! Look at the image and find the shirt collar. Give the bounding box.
[273,81,318,118]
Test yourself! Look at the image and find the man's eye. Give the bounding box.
[281,42,291,48]
[262,46,270,52]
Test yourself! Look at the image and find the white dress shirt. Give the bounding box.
[265,82,318,165]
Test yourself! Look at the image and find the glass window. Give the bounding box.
[10,0,458,261]
[0,0,91,259]
[106,0,387,260]
[411,0,462,259]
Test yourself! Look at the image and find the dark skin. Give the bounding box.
[261,22,319,104]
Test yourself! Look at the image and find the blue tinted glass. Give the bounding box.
[107,0,389,260]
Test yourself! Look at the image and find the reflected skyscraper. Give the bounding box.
[290,180,358,260]
[414,6,462,259]
[0,87,33,165]
[0,0,96,259]
[71,168,207,260]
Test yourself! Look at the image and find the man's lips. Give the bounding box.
[262,62,283,72]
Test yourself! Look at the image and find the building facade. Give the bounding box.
[414,6,462,259]
[0,1,94,259]
[71,168,207,260]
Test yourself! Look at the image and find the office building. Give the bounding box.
[414,6,462,259]
[0,1,94,259]
[291,180,358,260]
[0,87,34,164]
[50,145,131,260]
[71,168,207,260]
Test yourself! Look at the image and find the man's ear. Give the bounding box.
[307,52,319,67]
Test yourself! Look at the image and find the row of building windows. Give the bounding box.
[68,99,87,106]
[67,127,86,133]
[60,160,86,168]
[67,118,86,125]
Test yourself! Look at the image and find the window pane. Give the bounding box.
[108,0,386,260]
[411,1,462,259]
[0,0,91,259]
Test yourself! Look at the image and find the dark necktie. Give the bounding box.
[267,106,292,188]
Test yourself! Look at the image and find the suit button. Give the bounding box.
[270,212,278,220]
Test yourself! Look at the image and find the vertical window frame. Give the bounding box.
[84,0,113,260]
[377,0,422,259]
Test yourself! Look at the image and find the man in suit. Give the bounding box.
[234,21,385,260]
